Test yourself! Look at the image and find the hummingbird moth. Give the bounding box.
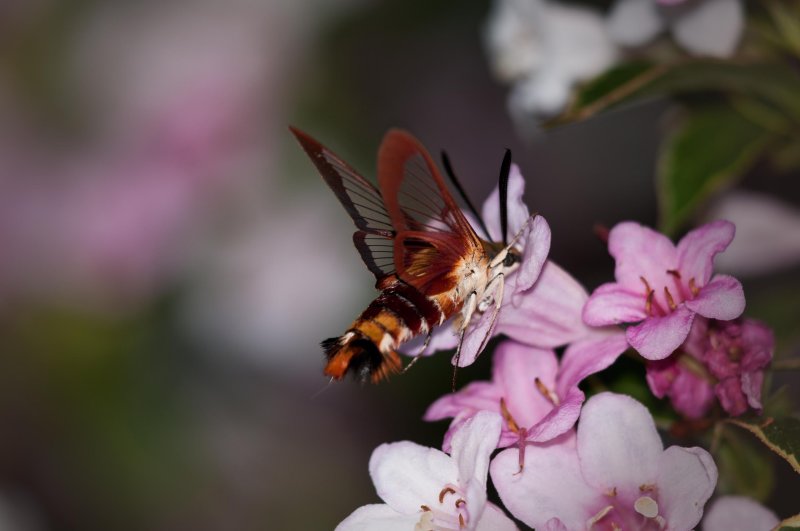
[291,127,529,384]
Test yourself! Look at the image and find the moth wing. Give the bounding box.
[377,129,483,294]
[291,127,397,281]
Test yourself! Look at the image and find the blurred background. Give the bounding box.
[0,0,797,529]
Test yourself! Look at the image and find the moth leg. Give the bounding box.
[402,332,432,374]
[452,290,478,391]
[474,273,504,357]
[478,266,505,311]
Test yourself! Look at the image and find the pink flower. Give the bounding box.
[336,412,517,531]
[583,220,745,361]
[702,496,779,531]
[410,164,552,367]
[491,393,718,530]
[648,317,774,418]
[425,334,628,455]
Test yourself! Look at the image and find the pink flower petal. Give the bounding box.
[740,319,774,372]
[514,215,551,293]
[500,261,589,347]
[608,222,678,290]
[369,442,457,514]
[676,220,735,285]
[474,503,519,531]
[626,305,695,360]
[583,283,647,326]
[452,412,502,518]
[702,496,779,531]
[451,411,502,491]
[453,307,495,367]
[543,518,568,531]
[556,331,629,395]
[491,433,596,530]
[577,393,662,498]
[524,386,584,443]
[686,274,745,320]
[646,357,715,419]
[495,343,559,429]
[657,446,718,530]
[715,377,749,416]
[741,371,765,411]
[335,504,419,531]
[424,382,499,423]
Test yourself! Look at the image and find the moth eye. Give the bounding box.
[503,253,519,268]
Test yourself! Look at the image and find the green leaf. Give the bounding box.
[570,61,654,111]
[657,104,773,234]
[727,417,800,475]
[715,423,775,501]
[769,135,800,172]
[766,0,800,57]
[557,59,800,124]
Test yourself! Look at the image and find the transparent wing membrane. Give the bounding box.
[291,127,397,280]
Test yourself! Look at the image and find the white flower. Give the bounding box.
[607,0,744,57]
[336,412,517,531]
[485,0,618,120]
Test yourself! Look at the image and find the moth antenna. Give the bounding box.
[506,212,538,249]
[498,149,512,246]
[441,150,492,240]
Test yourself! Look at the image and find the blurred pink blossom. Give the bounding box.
[0,1,291,310]
[702,496,779,531]
[707,191,800,277]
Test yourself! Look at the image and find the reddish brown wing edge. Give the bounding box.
[377,129,483,294]
[290,127,397,283]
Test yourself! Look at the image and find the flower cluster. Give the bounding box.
[484,0,744,121]
[336,170,778,530]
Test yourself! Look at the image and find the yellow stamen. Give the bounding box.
[645,289,654,316]
[640,276,652,293]
[439,487,455,504]
[689,277,699,296]
[664,287,676,311]
[587,505,614,528]
[535,378,560,406]
[500,398,520,433]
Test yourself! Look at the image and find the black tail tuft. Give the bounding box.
[321,337,340,361]
[320,334,390,383]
